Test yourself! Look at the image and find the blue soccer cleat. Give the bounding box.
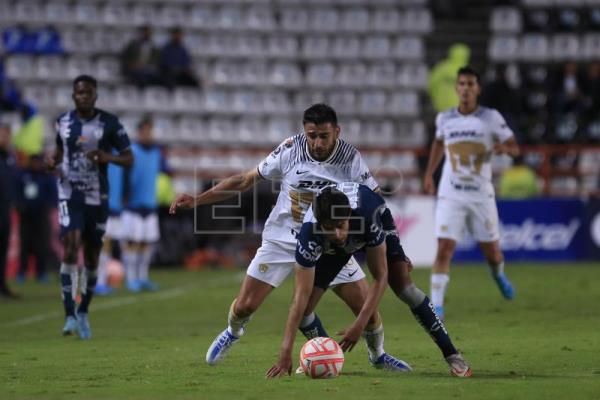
[95,284,114,296]
[371,353,413,372]
[139,280,159,292]
[493,273,515,300]
[127,280,142,293]
[62,316,78,336]
[206,328,240,366]
[77,312,92,340]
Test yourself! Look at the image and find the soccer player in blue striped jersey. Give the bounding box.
[47,75,133,339]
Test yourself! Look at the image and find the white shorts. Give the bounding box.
[435,197,500,242]
[247,239,366,288]
[121,210,160,243]
[105,214,124,240]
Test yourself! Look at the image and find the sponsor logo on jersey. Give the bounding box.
[296,169,309,175]
[296,180,333,189]
[297,240,321,263]
[284,138,293,147]
[360,171,372,181]
[448,130,483,139]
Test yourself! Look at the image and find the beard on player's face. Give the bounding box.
[304,123,339,161]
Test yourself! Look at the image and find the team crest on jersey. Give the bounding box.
[284,138,294,148]
[259,264,269,273]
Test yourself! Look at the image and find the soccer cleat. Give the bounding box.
[493,274,515,300]
[295,365,304,374]
[77,312,92,340]
[95,284,114,296]
[445,353,472,377]
[370,353,413,372]
[434,305,445,321]
[62,316,78,336]
[139,280,159,292]
[206,328,240,365]
[127,280,142,293]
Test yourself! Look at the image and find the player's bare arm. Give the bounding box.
[423,139,445,195]
[338,242,388,352]
[86,148,133,168]
[493,137,520,157]
[266,263,315,378]
[46,146,63,170]
[169,167,263,214]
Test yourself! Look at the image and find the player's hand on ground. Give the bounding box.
[169,193,196,214]
[337,323,363,352]
[266,356,292,378]
[423,174,436,195]
[86,149,110,163]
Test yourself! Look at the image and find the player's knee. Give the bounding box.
[397,284,426,308]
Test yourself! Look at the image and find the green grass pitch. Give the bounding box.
[1,263,599,400]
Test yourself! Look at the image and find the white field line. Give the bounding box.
[2,272,245,328]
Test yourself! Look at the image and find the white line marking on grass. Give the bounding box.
[2,272,245,328]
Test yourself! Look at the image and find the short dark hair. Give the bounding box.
[457,66,480,84]
[137,115,153,130]
[73,74,97,89]
[303,103,338,126]
[313,186,351,225]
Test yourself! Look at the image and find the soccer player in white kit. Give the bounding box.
[424,67,520,321]
[170,104,408,371]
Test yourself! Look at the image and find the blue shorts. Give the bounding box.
[381,207,408,264]
[58,195,108,248]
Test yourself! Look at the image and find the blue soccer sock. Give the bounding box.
[299,313,328,339]
[78,268,97,314]
[411,296,457,358]
[60,263,77,317]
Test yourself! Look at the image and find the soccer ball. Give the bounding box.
[299,337,344,379]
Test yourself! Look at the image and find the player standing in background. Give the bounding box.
[95,152,125,296]
[121,117,167,292]
[47,75,133,339]
[423,67,520,321]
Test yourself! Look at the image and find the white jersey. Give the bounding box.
[435,106,514,202]
[257,134,378,246]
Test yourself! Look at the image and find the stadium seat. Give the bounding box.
[54,84,73,109]
[302,36,330,59]
[114,86,143,112]
[269,62,302,87]
[101,2,130,26]
[232,90,262,113]
[363,36,391,59]
[336,63,367,88]
[208,118,237,144]
[14,0,44,24]
[73,2,99,25]
[143,87,171,112]
[177,117,206,143]
[95,57,120,83]
[153,5,187,28]
[310,9,339,32]
[238,117,265,145]
[387,91,420,117]
[550,176,578,195]
[403,8,433,34]
[490,7,522,33]
[331,36,361,59]
[263,91,291,113]
[205,89,232,113]
[551,34,580,61]
[267,36,299,57]
[488,36,520,62]
[22,84,54,108]
[246,7,276,31]
[358,90,387,115]
[35,56,64,81]
[45,1,73,24]
[280,8,309,32]
[328,90,357,114]
[398,63,429,89]
[365,62,396,87]
[216,7,244,30]
[293,91,327,111]
[365,120,395,146]
[267,117,293,144]
[307,63,336,86]
[5,56,35,79]
[66,57,94,80]
[189,5,215,29]
[341,119,362,144]
[212,61,241,85]
[370,9,402,32]
[520,34,550,62]
[582,33,600,60]
[392,37,424,61]
[340,8,369,32]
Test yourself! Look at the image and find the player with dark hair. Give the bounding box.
[172,103,408,371]
[267,183,472,378]
[424,66,520,320]
[47,74,133,339]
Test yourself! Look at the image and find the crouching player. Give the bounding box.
[267,183,471,378]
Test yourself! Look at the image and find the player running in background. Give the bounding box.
[121,117,168,292]
[47,75,133,339]
[423,67,520,321]
[171,104,408,371]
[95,153,125,296]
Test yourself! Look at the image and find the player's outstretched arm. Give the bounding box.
[86,148,133,168]
[338,243,388,352]
[266,264,315,378]
[169,168,262,214]
[423,139,445,195]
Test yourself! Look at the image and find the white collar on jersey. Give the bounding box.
[305,138,340,164]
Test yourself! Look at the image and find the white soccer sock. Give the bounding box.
[431,273,450,308]
[489,261,505,277]
[137,245,154,282]
[227,299,251,338]
[97,251,110,286]
[363,324,385,361]
[122,248,139,284]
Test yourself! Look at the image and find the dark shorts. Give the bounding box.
[58,196,108,248]
[313,207,408,289]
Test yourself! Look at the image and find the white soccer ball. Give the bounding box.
[299,337,344,379]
